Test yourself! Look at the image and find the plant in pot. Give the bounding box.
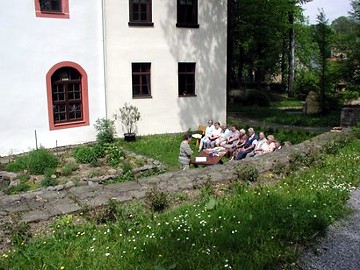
[114,103,141,142]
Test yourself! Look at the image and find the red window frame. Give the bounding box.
[46,62,89,130]
[34,0,70,19]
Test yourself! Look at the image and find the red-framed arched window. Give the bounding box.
[34,0,70,19]
[46,62,89,130]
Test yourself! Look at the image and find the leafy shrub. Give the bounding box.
[148,189,168,212]
[200,176,215,199]
[119,162,134,181]
[5,148,58,175]
[27,148,58,174]
[4,182,31,195]
[73,146,98,164]
[8,222,31,245]
[5,156,29,172]
[93,143,106,158]
[43,167,56,177]
[289,151,307,171]
[236,164,259,182]
[94,118,116,144]
[353,122,360,139]
[294,70,319,100]
[17,174,30,183]
[61,162,79,176]
[106,145,125,166]
[40,176,59,187]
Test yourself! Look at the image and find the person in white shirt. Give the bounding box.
[198,120,214,151]
[246,132,267,158]
[205,122,222,149]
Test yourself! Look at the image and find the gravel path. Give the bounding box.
[297,188,360,270]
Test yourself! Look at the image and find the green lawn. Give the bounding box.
[228,105,341,127]
[1,137,359,269]
[116,129,319,171]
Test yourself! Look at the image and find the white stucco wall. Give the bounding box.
[104,0,227,136]
[0,1,106,155]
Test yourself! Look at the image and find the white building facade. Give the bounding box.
[0,0,227,156]
[104,0,227,136]
[0,0,106,155]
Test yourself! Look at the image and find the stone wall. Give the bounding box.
[0,129,354,225]
[341,106,360,127]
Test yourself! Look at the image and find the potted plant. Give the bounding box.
[114,103,141,142]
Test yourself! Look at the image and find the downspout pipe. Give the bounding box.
[101,0,108,119]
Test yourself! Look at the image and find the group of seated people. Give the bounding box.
[198,120,291,161]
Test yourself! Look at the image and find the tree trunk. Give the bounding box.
[227,0,236,90]
[288,11,295,97]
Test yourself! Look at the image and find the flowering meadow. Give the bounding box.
[1,138,359,269]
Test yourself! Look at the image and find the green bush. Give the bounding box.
[40,176,59,187]
[5,156,28,172]
[294,70,319,100]
[93,143,106,158]
[5,148,58,175]
[4,182,31,195]
[8,222,31,245]
[106,145,125,166]
[60,162,79,176]
[27,148,58,174]
[94,118,116,144]
[73,146,98,164]
[148,189,168,212]
[236,164,259,182]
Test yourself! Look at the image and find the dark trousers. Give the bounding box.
[236,149,251,160]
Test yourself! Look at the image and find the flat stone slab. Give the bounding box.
[21,210,52,223]
[104,181,142,191]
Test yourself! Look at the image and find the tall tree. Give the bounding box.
[312,11,333,113]
[230,0,290,87]
[287,0,312,97]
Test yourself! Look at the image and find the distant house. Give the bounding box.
[0,0,227,156]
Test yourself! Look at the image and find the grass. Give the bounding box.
[271,100,303,107]
[117,133,186,171]
[1,137,359,269]
[116,129,319,170]
[228,105,341,127]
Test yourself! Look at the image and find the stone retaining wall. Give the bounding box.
[0,129,353,226]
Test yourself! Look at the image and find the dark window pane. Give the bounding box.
[130,0,151,22]
[51,67,83,124]
[40,0,62,12]
[177,0,197,25]
[132,63,151,97]
[178,63,195,96]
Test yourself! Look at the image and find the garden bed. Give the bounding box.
[0,142,166,195]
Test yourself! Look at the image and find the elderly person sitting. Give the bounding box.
[204,122,222,149]
[220,125,240,150]
[235,127,258,160]
[231,129,247,159]
[246,131,267,158]
[198,120,214,151]
[260,135,276,155]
